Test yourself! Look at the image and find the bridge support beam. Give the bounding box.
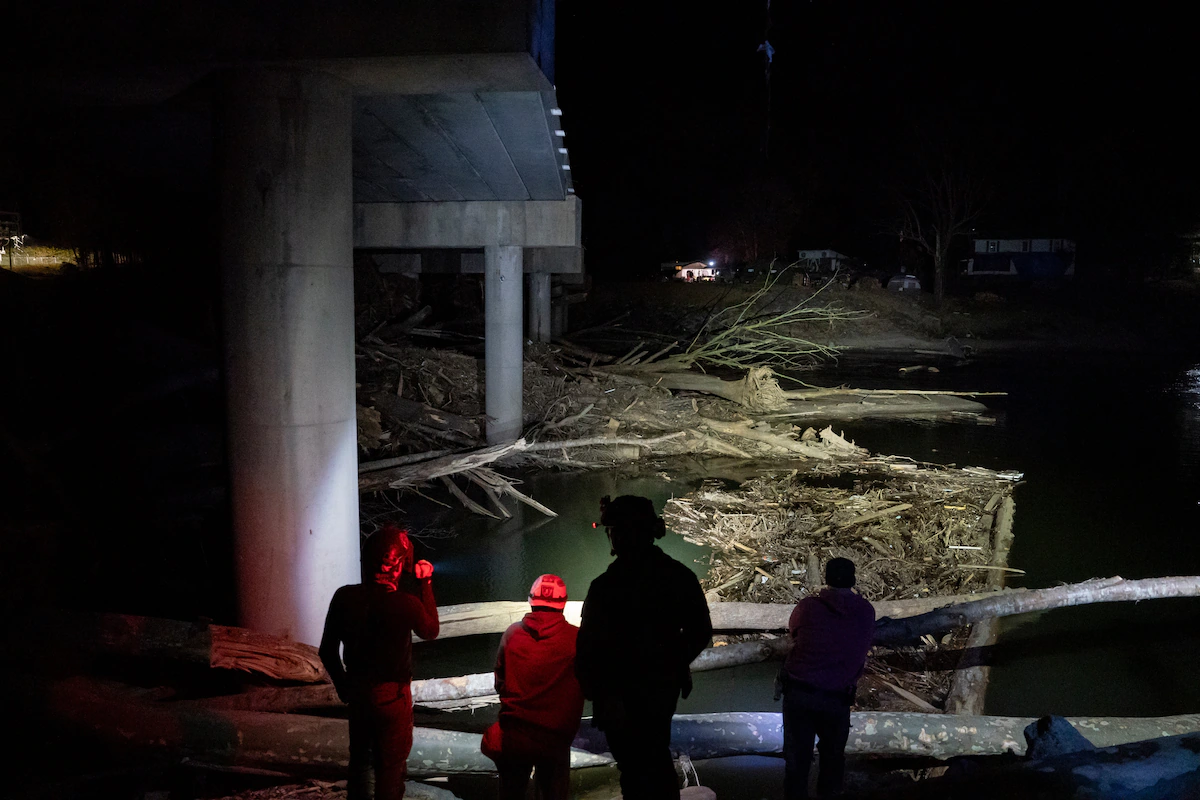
[485,245,524,443]
[217,68,359,645]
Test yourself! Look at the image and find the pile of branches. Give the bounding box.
[664,460,1022,712]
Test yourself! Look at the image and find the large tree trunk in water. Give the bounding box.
[873,575,1200,646]
[19,576,1196,685]
[17,676,610,778]
[197,673,500,713]
[24,676,1200,777]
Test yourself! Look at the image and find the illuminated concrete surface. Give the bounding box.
[218,68,360,644]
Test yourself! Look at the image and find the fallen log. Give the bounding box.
[612,367,791,413]
[874,575,1200,646]
[426,592,1029,641]
[784,388,1007,400]
[196,672,500,713]
[27,676,1200,775]
[359,440,527,491]
[18,676,610,778]
[26,575,1193,694]
[765,393,990,421]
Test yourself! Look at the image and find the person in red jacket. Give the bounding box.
[319,526,439,800]
[780,557,875,799]
[481,574,585,800]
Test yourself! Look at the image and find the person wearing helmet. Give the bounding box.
[575,495,713,800]
[319,525,439,800]
[779,557,874,799]
[481,573,585,800]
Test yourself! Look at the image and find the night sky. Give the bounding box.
[556,2,1200,276]
[2,2,1198,279]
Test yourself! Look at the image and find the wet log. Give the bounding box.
[425,593,1021,642]
[765,393,989,421]
[359,440,527,491]
[195,672,500,713]
[23,677,1200,776]
[621,370,791,413]
[874,575,1200,646]
[18,676,610,778]
[944,496,1015,715]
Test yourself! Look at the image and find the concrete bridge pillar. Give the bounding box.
[527,272,551,343]
[486,245,524,443]
[217,68,359,644]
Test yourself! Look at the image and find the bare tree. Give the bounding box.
[894,161,984,306]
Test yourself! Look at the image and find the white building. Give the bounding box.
[796,249,851,272]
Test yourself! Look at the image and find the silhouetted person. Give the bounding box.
[780,557,875,799]
[320,526,439,800]
[576,495,713,800]
[481,574,585,800]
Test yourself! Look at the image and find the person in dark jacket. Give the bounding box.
[780,557,875,799]
[575,495,713,800]
[481,574,585,800]
[319,526,439,800]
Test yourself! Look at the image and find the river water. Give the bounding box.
[403,351,1200,796]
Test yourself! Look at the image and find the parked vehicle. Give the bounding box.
[887,274,921,293]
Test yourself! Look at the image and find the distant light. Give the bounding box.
[708,260,715,266]
[551,108,563,116]
[554,130,566,137]
[561,164,571,170]
[558,147,568,154]
[567,188,575,193]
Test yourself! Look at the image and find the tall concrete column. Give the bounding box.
[527,272,552,343]
[217,68,359,645]
[485,245,524,443]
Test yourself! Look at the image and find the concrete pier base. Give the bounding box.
[217,68,359,645]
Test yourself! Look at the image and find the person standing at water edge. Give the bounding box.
[780,557,874,799]
[576,495,713,800]
[481,574,585,800]
[319,526,439,800]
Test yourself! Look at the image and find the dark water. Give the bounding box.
[411,353,1200,719]
[803,353,1200,717]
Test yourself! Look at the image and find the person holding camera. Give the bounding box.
[319,525,439,800]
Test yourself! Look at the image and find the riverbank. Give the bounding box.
[571,275,1200,358]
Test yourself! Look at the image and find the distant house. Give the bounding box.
[796,249,852,273]
[662,259,724,281]
[964,237,1076,279]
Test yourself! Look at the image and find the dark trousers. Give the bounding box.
[349,683,414,800]
[600,695,679,800]
[487,722,572,800]
[782,685,852,799]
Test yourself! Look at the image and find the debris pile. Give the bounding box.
[665,460,1022,712]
